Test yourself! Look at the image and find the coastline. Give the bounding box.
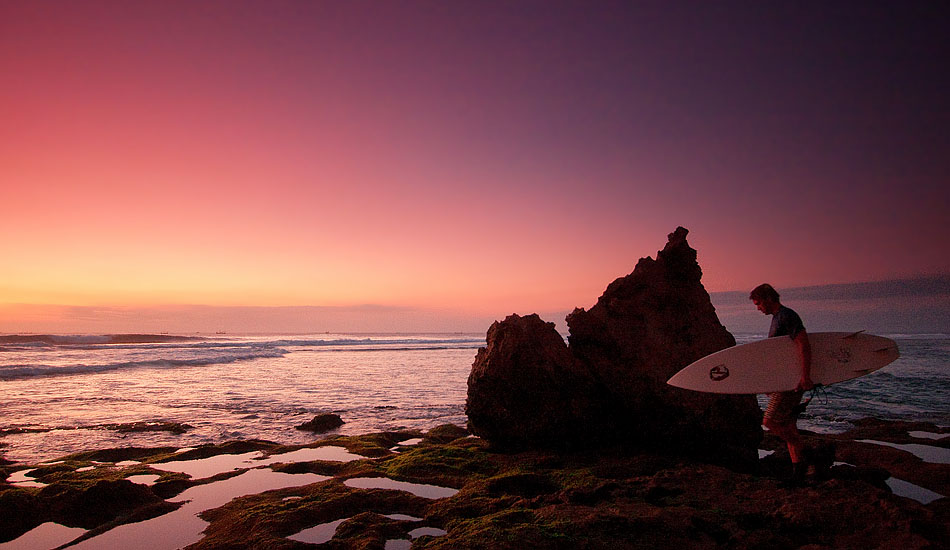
[2,331,946,466]
[1,419,948,549]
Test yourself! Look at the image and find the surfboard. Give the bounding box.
[667,332,899,394]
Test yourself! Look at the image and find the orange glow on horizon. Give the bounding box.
[2,3,946,333]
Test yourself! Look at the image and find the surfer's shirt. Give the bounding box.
[769,305,805,340]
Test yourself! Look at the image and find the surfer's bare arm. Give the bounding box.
[793,330,814,391]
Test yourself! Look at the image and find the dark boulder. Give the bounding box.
[0,488,44,541]
[466,314,608,448]
[296,413,344,433]
[467,227,762,464]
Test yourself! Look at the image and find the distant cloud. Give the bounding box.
[0,303,499,335]
[714,275,950,303]
[2,276,945,336]
[711,275,950,335]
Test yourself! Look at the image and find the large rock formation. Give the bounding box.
[466,227,762,464]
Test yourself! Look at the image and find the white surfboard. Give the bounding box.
[667,332,899,394]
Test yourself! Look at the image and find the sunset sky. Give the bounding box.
[2,2,947,333]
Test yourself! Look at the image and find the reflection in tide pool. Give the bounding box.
[288,518,349,544]
[384,526,449,549]
[289,516,445,547]
[4,469,46,488]
[409,526,448,538]
[908,431,945,440]
[384,514,423,522]
[69,469,328,550]
[344,477,458,499]
[886,478,945,504]
[151,446,365,479]
[149,451,264,479]
[125,474,161,486]
[0,522,86,550]
[858,440,950,464]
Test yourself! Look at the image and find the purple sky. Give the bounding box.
[1,1,947,332]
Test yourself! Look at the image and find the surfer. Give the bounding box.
[750,283,814,482]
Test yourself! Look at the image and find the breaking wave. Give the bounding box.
[0,347,287,380]
[0,334,485,381]
[0,334,204,346]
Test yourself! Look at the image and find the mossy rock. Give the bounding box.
[425,424,470,444]
[65,446,180,464]
[484,472,557,498]
[154,440,278,463]
[0,487,45,542]
[316,431,423,458]
[39,479,168,528]
[379,444,499,487]
[192,479,430,550]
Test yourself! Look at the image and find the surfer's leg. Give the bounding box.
[783,425,804,463]
[763,391,807,464]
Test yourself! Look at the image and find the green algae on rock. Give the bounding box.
[1,421,947,549]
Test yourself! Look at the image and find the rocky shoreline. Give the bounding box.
[0,419,947,549]
[2,227,945,548]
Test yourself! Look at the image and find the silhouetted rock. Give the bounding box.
[467,227,762,464]
[466,314,607,449]
[105,421,193,434]
[296,413,344,433]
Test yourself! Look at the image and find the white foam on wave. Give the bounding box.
[0,334,203,346]
[0,348,287,380]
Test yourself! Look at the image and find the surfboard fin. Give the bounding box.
[843,330,866,339]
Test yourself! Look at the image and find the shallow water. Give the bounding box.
[125,474,161,485]
[5,468,45,488]
[857,440,950,464]
[288,518,348,544]
[344,477,459,499]
[288,514,443,546]
[0,522,87,550]
[0,334,480,464]
[909,431,946,440]
[69,468,329,550]
[885,477,944,505]
[151,446,366,479]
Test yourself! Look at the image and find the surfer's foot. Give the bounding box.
[779,462,810,488]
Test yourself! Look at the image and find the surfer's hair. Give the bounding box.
[749,284,780,303]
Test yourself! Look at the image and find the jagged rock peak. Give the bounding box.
[466,227,762,463]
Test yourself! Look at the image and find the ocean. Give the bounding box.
[1,332,947,464]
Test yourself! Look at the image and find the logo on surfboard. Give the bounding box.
[709,364,730,381]
[831,347,852,364]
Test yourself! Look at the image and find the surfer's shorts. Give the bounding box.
[764,390,804,425]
